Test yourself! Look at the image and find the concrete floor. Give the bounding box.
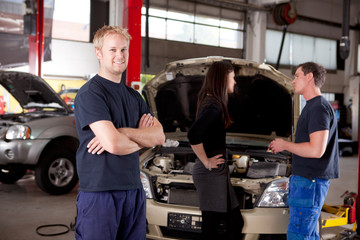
[0,173,77,240]
[0,155,359,240]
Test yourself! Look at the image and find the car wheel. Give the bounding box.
[35,144,78,195]
[0,164,27,184]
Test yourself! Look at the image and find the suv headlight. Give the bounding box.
[256,178,289,207]
[140,171,153,199]
[6,125,31,140]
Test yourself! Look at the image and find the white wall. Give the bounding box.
[13,39,99,80]
[43,39,99,79]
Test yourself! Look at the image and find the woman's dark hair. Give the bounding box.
[196,61,234,128]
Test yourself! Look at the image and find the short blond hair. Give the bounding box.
[93,25,132,50]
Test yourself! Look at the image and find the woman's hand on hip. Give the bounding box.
[206,154,225,169]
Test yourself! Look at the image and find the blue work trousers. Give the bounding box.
[75,188,146,240]
[287,175,329,240]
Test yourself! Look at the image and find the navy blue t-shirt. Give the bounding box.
[74,74,151,192]
[292,96,339,179]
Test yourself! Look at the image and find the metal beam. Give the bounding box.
[177,0,271,12]
[123,0,142,87]
[28,0,44,76]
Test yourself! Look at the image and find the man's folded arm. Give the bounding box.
[89,120,142,155]
[119,117,165,147]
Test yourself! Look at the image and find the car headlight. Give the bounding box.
[140,171,153,199]
[6,125,31,140]
[256,178,289,207]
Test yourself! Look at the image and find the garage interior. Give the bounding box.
[1,0,360,239]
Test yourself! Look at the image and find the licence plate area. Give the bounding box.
[167,212,202,232]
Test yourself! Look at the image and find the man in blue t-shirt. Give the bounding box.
[74,26,165,240]
[268,62,339,240]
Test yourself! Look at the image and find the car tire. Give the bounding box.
[0,164,27,184]
[35,143,78,195]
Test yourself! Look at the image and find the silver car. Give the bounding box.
[0,71,79,195]
[140,57,300,239]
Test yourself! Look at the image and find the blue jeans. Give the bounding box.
[75,189,146,240]
[287,175,329,240]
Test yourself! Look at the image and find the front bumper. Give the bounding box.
[146,198,289,239]
[0,139,49,165]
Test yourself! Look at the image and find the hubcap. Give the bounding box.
[48,158,74,187]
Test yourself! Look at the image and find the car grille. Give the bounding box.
[168,188,199,207]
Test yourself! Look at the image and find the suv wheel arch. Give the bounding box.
[35,137,79,195]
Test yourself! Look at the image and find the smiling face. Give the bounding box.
[95,33,129,82]
[227,70,236,94]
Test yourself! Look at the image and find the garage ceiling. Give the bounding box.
[171,0,291,11]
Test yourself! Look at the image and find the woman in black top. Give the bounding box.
[187,61,244,240]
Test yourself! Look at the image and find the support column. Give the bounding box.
[245,11,267,63]
[122,0,142,87]
[109,0,123,26]
[28,0,44,76]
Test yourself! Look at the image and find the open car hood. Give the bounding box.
[142,56,299,138]
[0,71,71,113]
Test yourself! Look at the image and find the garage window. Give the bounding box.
[52,0,90,42]
[141,6,244,49]
[265,29,337,70]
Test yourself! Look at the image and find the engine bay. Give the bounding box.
[141,141,291,209]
